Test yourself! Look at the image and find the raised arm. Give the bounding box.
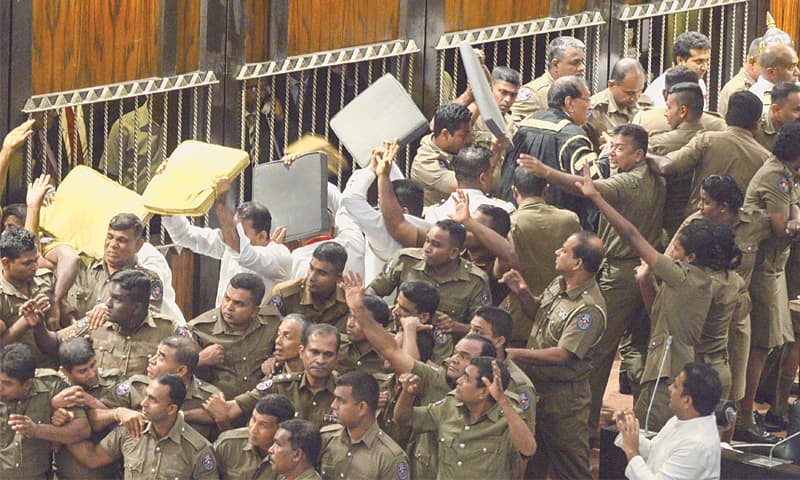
[449,190,519,272]
[516,153,586,197]
[24,174,53,247]
[485,361,536,457]
[9,412,90,445]
[645,152,678,176]
[0,119,35,198]
[377,144,428,248]
[212,177,239,252]
[393,373,420,428]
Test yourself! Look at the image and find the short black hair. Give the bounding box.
[417,331,435,363]
[363,295,391,327]
[160,336,200,377]
[236,201,272,234]
[677,219,741,271]
[392,179,424,217]
[336,371,380,413]
[612,124,648,156]
[2,204,26,225]
[453,146,492,183]
[474,306,513,343]
[0,227,37,260]
[254,393,296,422]
[667,82,704,119]
[109,269,151,306]
[155,373,187,408]
[513,166,547,197]
[0,343,36,383]
[664,66,699,91]
[572,231,603,273]
[470,356,510,391]
[681,362,722,416]
[771,81,800,106]
[609,57,645,83]
[302,323,340,351]
[108,213,145,240]
[548,75,587,109]
[476,204,511,237]
[58,337,96,371]
[279,418,322,464]
[773,121,800,164]
[433,219,467,249]
[398,280,440,316]
[432,103,471,138]
[230,272,266,305]
[673,31,710,63]
[463,333,497,358]
[700,175,744,212]
[725,91,762,130]
[312,242,347,274]
[492,66,522,86]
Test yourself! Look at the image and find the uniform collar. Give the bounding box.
[186,377,203,399]
[726,125,756,139]
[456,398,504,424]
[762,111,777,136]
[91,256,139,273]
[210,309,260,336]
[243,440,270,463]
[424,133,453,161]
[560,275,596,301]
[144,411,187,444]
[338,420,382,448]
[517,196,546,209]
[604,89,633,117]
[109,312,157,335]
[299,372,337,394]
[411,254,471,283]
[298,279,346,309]
[676,120,703,132]
[0,272,34,300]
[739,66,757,86]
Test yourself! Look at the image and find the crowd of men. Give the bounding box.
[0,24,799,480]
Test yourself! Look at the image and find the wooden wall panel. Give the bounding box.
[288,0,400,56]
[176,0,201,73]
[771,0,800,47]
[444,0,549,32]
[246,0,270,62]
[32,0,159,94]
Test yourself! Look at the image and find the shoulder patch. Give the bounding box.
[577,312,593,331]
[116,380,131,396]
[433,326,448,345]
[256,378,273,392]
[269,295,283,310]
[201,451,215,471]
[432,398,446,406]
[150,283,163,301]
[480,289,491,306]
[437,158,449,170]
[778,175,790,193]
[74,318,88,330]
[516,87,533,102]
[397,461,410,480]
[323,413,339,425]
[383,259,394,274]
[428,363,441,372]
[519,392,531,411]
[175,326,191,337]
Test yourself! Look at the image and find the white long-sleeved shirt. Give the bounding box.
[136,242,186,325]
[341,166,431,283]
[615,414,720,480]
[644,72,708,110]
[424,187,515,223]
[162,215,291,307]
[748,75,774,102]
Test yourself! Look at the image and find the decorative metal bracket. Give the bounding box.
[616,0,748,21]
[21,71,219,113]
[434,11,605,51]
[236,39,420,80]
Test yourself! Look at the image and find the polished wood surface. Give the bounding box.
[444,0,549,32]
[771,0,800,46]
[32,0,159,94]
[246,0,270,62]
[176,0,201,73]
[168,248,195,320]
[287,0,400,55]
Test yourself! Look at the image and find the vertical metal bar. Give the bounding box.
[253,80,261,165]
[593,25,600,94]
[311,70,319,134]
[284,75,290,154]
[716,6,725,111]
[519,36,526,82]
[623,22,630,57]
[337,67,344,188]
[132,97,140,193]
[406,52,415,177]
[545,32,551,61]
[56,110,64,181]
[647,19,653,82]
[382,57,388,77]
[239,82,247,204]
[492,42,498,68]
[159,93,169,244]
[673,13,678,43]
[660,16,666,73]
[71,107,79,168]
[25,113,33,186]
[697,8,702,32]
[452,51,459,101]
[88,104,94,164]
[742,1,749,65]
[118,100,125,184]
[531,34,537,79]
[505,39,511,67]
[204,85,212,142]
[635,19,642,58]
[354,62,360,95]
[438,50,445,105]
[145,97,154,239]
[297,72,305,140]
[176,89,183,145]
[730,4,737,80]
[270,75,277,162]
[192,86,200,139]
[102,101,109,172]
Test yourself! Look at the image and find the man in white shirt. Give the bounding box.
[643,32,711,109]
[614,362,722,480]
[749,43,800,103]
[424,146,514,223]
[162,177,291,307]
[137,242,185,324]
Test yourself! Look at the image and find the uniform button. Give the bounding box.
[151,468,156,472]
[340,474,344,478]
[482,447,488,453]
[126,336,131,340]
[242,356,247,361]
[243,376,248,381]
[122,355,127,359]
[440,438,445,443]
[356,361,362,366]
[457,461,463,467]
[464,425,470,431]
[347,452,352,457]
[312,401,317,406]
[156,447,160,452]
[459,443,465,449]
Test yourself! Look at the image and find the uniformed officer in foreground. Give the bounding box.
[214,394,296,480]
[718,37,762,117]
[260,314,310,377]
[66,374,219,479]
[190,272,281,398]
[506,231,605,479]
[337,296,389,375]
[584,58,647,151]
[268,243,349,332]
[754,81,800,152]
[368,219,491,338]
[269,419,323,480]
[319,371,409,480]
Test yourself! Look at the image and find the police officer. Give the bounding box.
[337,296,389,375]
[754,81,800,152]
[718,38,762,117]
[190,273,280,399]
[506,231,606,479]
[749,43,800,106]
[510,36,586,124]
[643,32,711,108]
[268,243,349,332]
[214,394,295,480]
[584,58,647,151]
[319,371,409,480]
[66,374,219,479]
[368,219,491,337]
[260,314,310,377]
[268,419,322,480]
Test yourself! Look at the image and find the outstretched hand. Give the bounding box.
[498,269,528,296]
[26,174,54,209]
[2,119,35,153]
[449,189,471,225]
[342,271,365,309]
[575,162,599,198]
[517,154,547,177]
[481,360,505,403]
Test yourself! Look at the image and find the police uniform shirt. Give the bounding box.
[293,468,323,480]
[234,372,337,427]
[584,88,640,151]
[336,336,386,376]
[408,360,454,480]
[105,103,164,194]
[411,393,523,480]
[754,109,778,152]
[0,269,58,367]
[719,67,757,117]
[410,133,456,208]
[373,373,413,451]
[648,121,704,156]
[632,107,725,134]
[319,421,410,480]
[471,112,517,196]
[98,412,218,480]
[189,304,281,398]
[267,277,349,332]
[667,126,770,219]
[696,269,743,361]
[214,426,276,480]
[0,371,85,480]
[505,358,537,433]
[69,257,164,320]
[510,71,553,125]
[369,247,491,326]
[525,275,606,384]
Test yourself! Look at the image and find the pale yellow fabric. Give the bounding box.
[40,166,148,259]
[142,140,250,216]
[285,134,349,176]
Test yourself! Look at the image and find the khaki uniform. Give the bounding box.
[0,371,83,480]
[69,258,163,319]
[745,156,800,349]
[510,72,553,125]
[667,126,770,220]
[370,248,491,327]
[294,468,322,480]
[754,110,778,152]
[235,372,337,426]
[500,196,581,346]
[98,412,218,479]
[319,421,409,480]
[0,270,57,367]
[718,67,757,118]
[105,102,165,194]
[267,277,349,332]
[472,112,517,196]
[214,426,276,480]
[524,275,606,480]
[633,106,725,134]
[103,374,222,439]
[584,88,640,151]
[189,304,281,398]
[374,373,413,451]
[410,133,456,208]
[62,312,188,377]
[336,337,385,375]
[633,256,713,431]
[409,360,453,480]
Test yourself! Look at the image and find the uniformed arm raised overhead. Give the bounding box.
[377,143,427,248]
[449,190,519,274]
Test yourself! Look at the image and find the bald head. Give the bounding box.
[759,44,800,84]
[609,58,646,109]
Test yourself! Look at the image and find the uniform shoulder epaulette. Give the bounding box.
[181,421,211,450]
[195,379,221,395]
[188,309,218,326]
[128,374,151,386]
[34,268,54,278]
[35,368,61,379]
[272,372,303,383]
[375,427,407,455]
[217,427,250,442]
[273,277,304,296]
[258,303,282,318]
[396,247,425,261]
[320,423,344,435]
[464,260,490,282]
